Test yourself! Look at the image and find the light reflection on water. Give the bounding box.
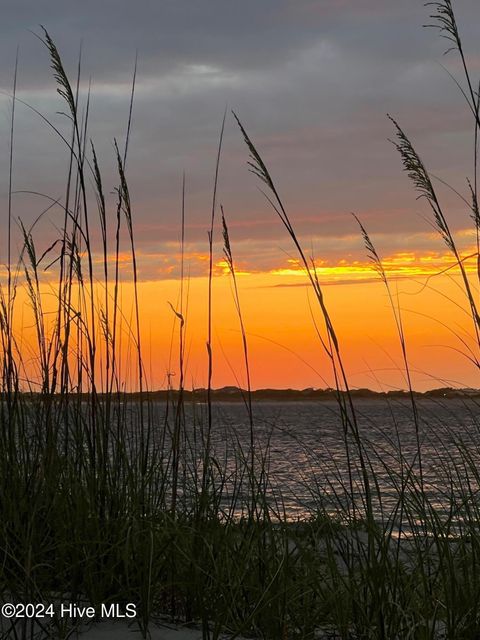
[146,397,480,528]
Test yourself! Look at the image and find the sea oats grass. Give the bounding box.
[3,4,480,638]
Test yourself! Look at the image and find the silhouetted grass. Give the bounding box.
[2,3,480,639]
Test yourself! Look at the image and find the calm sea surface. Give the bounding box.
[149,397,480,522]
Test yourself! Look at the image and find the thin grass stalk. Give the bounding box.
[114,141,148,497]
[201,108,227,513]
[55,112,77,404]
[221,208,256,516]
[170,173,187,517]
[233,111,374,531]
[0,51,20,460]
[308,262,357,521]
[100,57,139,478]
[389,115,480,355]
[5,48,18,405]
[354,215,425,494]
[110,186,123,396]
[426,1,479,126]
[109,50,137,398]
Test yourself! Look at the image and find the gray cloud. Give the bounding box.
[0,0,478,269]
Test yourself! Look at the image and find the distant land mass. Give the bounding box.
[15,386,480,401]
[167,386,480,402]
[90,386,480,402]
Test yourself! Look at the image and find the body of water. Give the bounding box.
[152,397,480,524]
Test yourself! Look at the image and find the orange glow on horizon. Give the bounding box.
[8,243,480,393]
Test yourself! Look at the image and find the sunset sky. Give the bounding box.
[1,0,480,391]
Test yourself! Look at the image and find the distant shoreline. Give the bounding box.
[14,386,480,402]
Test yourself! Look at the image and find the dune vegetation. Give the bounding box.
[2,1,480,638]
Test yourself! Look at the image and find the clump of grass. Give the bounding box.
[4,3,480,639]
